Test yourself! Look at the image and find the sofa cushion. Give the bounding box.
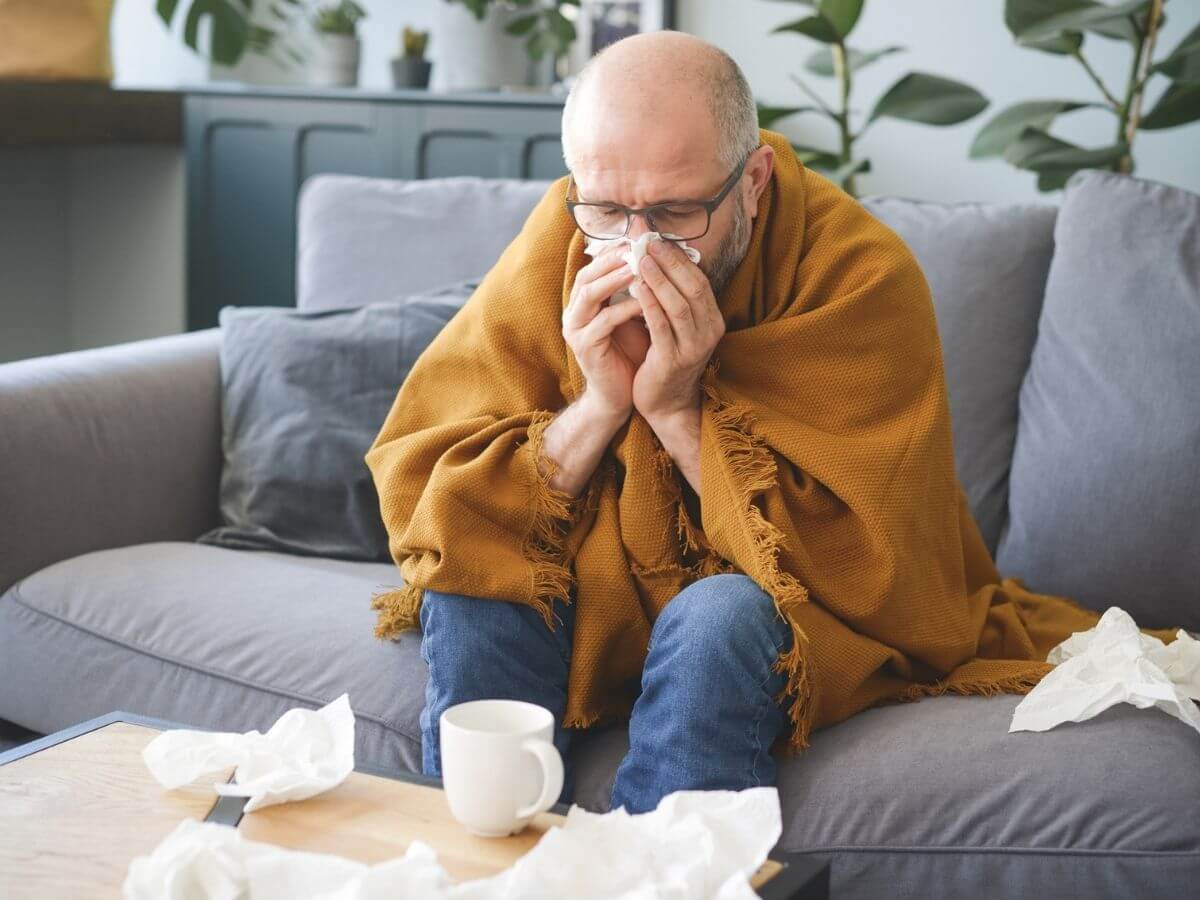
[0,542,426,774]
[996,170,1200,632]
[859,195,1057,556]
[296,174,551,311]
[198,288,471,562]
[570,694,1200,899]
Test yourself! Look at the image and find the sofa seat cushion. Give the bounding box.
[0,541,427,774]
[570,693,1200,899]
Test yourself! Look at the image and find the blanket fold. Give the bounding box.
[365,127,1182,755]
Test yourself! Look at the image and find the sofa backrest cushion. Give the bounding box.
[296,174,552,311]
[860,195,1057,556]
[996,169,1200,631]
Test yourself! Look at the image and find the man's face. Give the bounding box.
[569,142,758,297]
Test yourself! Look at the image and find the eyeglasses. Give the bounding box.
[564,148,755,242]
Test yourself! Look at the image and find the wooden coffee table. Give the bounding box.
[0,710,830,899]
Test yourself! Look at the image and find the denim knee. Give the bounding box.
[649,573,792,661]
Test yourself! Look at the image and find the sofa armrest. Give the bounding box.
[0,329,223,594]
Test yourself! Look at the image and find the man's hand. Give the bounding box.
[629,238,725,422]
[563,244,646,419]
[628,238,725,494]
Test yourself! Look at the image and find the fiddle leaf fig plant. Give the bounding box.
[761,0,988,196]
[971,0,1197,191]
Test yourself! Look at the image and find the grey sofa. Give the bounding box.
[3,170,1198,900]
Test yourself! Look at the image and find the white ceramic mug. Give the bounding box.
[440,699,564,837]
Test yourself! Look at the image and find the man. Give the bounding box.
[365,31,1180,816]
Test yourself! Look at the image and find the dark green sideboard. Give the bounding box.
[184,84,567,331]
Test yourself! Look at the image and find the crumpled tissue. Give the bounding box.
[584,232,703,307]
[142,692,355,813]
[122,785,782,900]
[1009,606,1200,736]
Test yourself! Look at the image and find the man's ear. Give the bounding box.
[744,144,775,220]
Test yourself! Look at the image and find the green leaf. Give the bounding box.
[179,1,253,65]
[1021,30,1084,55]
[804,44,904,76]
[817,0,863,38]
[1010,0,1150,47]
[772,15,839,43]
[868,72,989,125]
[546,8,576,44]
[757,104,818,129]
[1003,125,1127,172]
[504,13,539,36]
[1140,81,1200,129]
[969,99,1097,158]
[829,156,871,184]
[1150,22,1200,85]
[790,143,841,169]
[156,0,181,25]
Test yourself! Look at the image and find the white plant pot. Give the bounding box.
[309,33,361,88]
[431,2,534,91]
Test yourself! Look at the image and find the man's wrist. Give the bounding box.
[578,390,632,431]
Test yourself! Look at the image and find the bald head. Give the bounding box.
[561,31,760,174]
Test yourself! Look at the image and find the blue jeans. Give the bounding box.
[418,573,795,814]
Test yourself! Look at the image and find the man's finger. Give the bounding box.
[648,240,708,307]
[566,264,635,328]
[577,295,645,347]
[638,255,697,349]
[632,281,676,352]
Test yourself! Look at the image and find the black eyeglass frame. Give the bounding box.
[564,147,756,242]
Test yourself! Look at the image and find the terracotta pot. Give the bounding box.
[0,0,114,82]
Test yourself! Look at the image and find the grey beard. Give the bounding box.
[702,188,751,298]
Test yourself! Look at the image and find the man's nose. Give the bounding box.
[627,211,657,239]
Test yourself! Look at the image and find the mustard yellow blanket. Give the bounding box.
[365,127,1181,756]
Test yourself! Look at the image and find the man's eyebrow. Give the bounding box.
[578,188,695,206]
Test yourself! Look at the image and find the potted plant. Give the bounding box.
[309,0,366,88]
[433,0,579,91]
[392,26,432,89]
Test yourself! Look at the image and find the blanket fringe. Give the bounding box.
[886,667,1049,704]
[702,377,816,757]
[370,580,424,641]
[520,411,601,632]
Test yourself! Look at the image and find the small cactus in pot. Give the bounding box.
[392,26,433,89]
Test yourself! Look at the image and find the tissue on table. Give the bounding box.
[122,785,782,900]
[584,232,703,308]
[141,692,355,813]
[1009,606,1200,736]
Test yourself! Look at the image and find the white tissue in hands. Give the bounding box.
[141,692,355,813]
[1009,606,1200,736]
[584,232,703,307]
[122,785,782,899]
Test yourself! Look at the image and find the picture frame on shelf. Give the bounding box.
[564,0,677,80]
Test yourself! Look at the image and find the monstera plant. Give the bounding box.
[971,0,1198,191]
[156,0,307,69]
[759,0,989,196]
